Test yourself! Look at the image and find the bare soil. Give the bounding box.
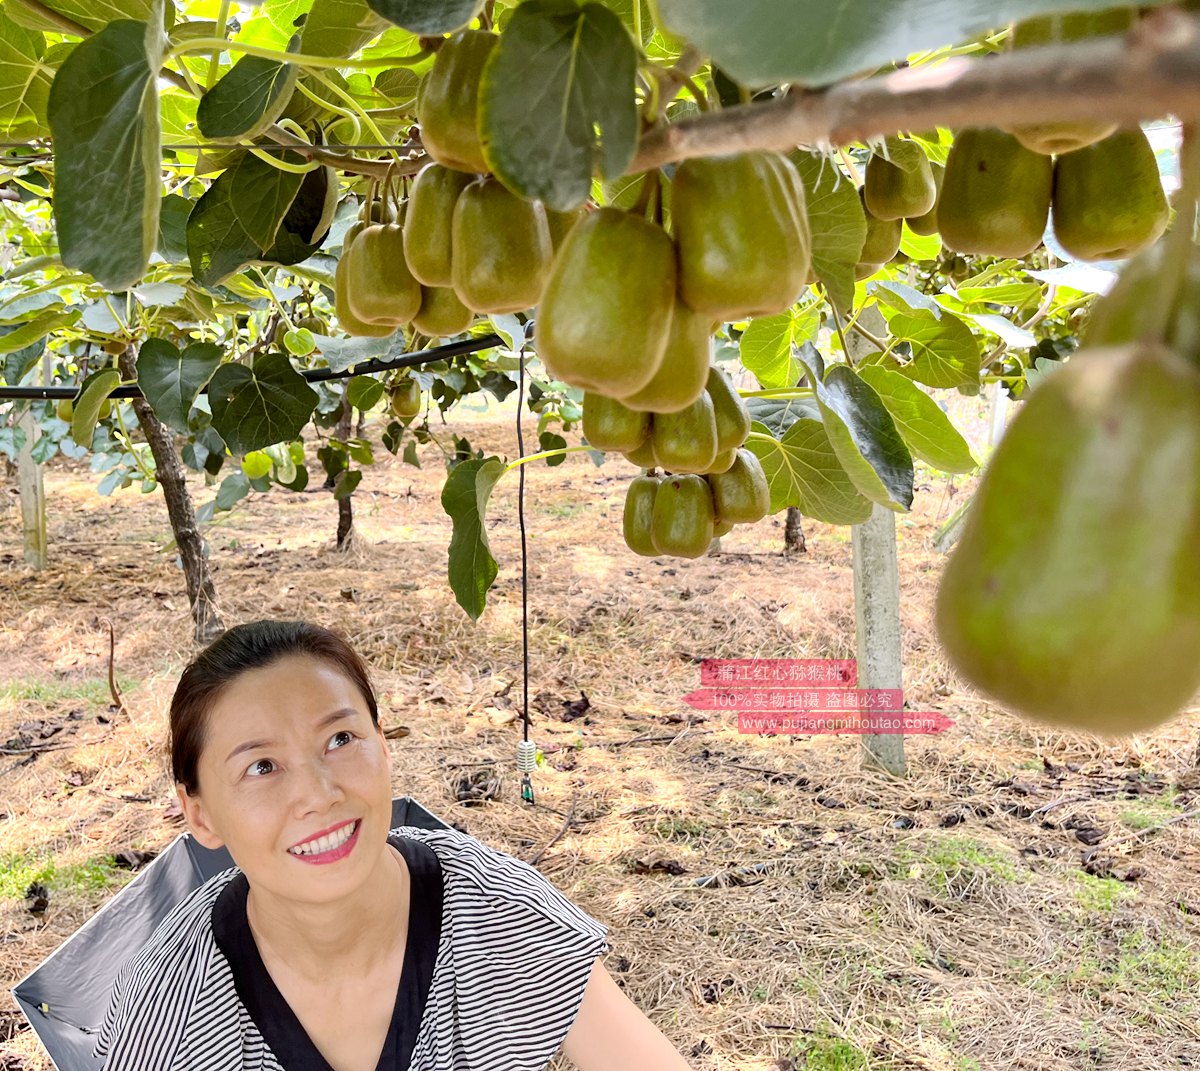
[1,390,1198,1071]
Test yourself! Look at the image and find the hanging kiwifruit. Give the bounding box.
[536,207,677,397]
[450,177,552,314]
[672,151,812,321]
[415,29,496,174]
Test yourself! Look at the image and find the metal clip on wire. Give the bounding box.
[517,739,537,804]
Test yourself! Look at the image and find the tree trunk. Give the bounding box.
[852,501,906,776]
[335,397,354,551]
[988,379,1009,449]
[784,507,806,554]
[118,348,225,645]
[17,404,46,570]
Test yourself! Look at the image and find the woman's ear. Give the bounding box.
[177,782,225,850]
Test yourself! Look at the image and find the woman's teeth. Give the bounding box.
[289,820,356,856]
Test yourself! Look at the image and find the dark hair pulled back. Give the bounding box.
[170,620,379,796]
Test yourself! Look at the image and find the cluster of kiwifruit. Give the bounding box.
[857,11,1167,274]
[582,366,770,559]
[333,30,585,341]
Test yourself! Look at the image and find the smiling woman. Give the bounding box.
[91,620,690,1071]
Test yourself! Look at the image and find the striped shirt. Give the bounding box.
[93,825,611,1070]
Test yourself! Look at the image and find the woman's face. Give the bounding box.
[177,654,394,906]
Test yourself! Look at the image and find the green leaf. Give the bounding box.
[479,0,638,212]
[955,282,1041,307]
[745,421,874,525]
[207,352,319,454]
[402,438,421,468]
[284,328,316,356]
[299,0,389,57]
[739,313,794,389]
[804,360,913,512]
[539,430,567,466]
[365,0,482,34]
[791,151,865,313]
[441,455,503,620]
[234,0,310,48]
[346,375,384,410]
[886,308,980,390]
[186,153,303,285]
[136,337,223,433]
[314,332,404,372]
[196,45,298,140]
[738,307,818,390]
[0,5,52,139]
[5,0,157,34]
[744,395,821,438]
[653,0,1171,88]
[262,164,336,258]
[856,365,977,474]
[870,279,940,315]
[0,309,77,354]
[47,15,163,291]
[1023,354,1066,394]
[160,86,198,144]
[265,441,299,485]
[71,367,121,447]
[1,326,48,384]
[960,310,1036,349]
[1026,265,1116,295]
[0,290,64,324]
[373,65,421,108]
[132,281,186,307]
[899,223,941,262]
[332,468,362,499]
[241,450,273,479]
[594,0,653,45]
[214,471,251,510]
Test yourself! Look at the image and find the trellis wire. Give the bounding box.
[0,334,504,401]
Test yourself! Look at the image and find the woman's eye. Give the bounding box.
[329,730,354,750]
[247,758,275,777]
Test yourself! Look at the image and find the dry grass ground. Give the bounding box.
[1,390,1198,1071]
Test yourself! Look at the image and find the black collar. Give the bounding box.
[211,834,444,1070]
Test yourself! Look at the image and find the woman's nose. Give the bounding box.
[292,757,346,813]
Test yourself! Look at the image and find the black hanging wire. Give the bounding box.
[514,338,536,804]
[0,334,503,401]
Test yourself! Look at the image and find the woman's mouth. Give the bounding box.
[286,819,361,864]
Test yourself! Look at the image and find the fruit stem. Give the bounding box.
[632,170,660,219]
[170,38,429,69]
[638,70,662,126]
[738,387,815,399]
[837,148,862,186]
[502,445,598,474]
[307,69,391,149]
[293,79,361,141]
[254,269,295,334]
[681,75,711,112]
[248,146,320,174]
[205,0,232,91]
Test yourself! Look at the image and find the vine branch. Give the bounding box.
[630,9,1200,173]
[9,0,88,36]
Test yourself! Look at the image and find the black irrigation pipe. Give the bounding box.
[0,334,505,401]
